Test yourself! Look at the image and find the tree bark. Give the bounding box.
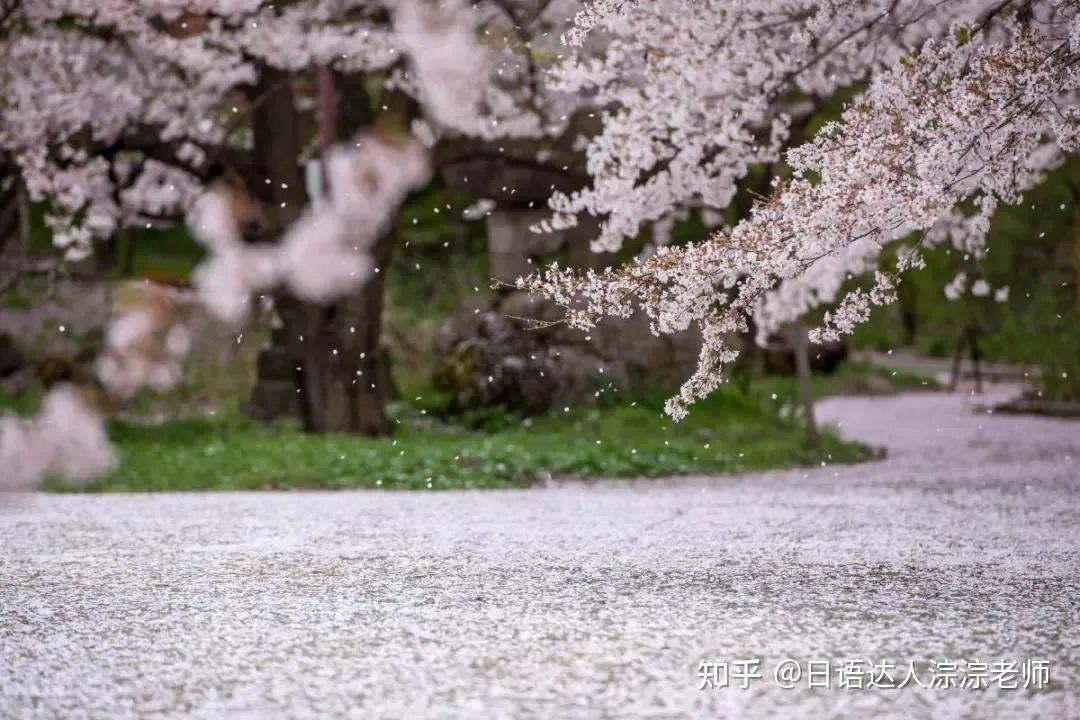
[744,314,767,380]
[949,322,983,393]
[245,67,395,435]
[248,68,307,233]
[276,229,395,435]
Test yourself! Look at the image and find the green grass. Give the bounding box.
[40,380,877,493]
[117,225,205,281]
[0,387,42,415]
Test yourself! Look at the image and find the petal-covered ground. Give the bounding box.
[2,387,1078,719]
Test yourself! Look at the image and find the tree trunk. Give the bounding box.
[898,278,918,346]
[276,228,395,435]
[98,228,120,275]
[790,319,820,449]
[248,68,308,235]
[244,67,395,435]
[967,324,983,394]
[121,228,137,276]
[949,328,966,391]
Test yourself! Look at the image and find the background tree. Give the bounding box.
[0,0,588,436]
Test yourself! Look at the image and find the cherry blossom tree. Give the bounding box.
[0,0,586,448]
[525,0,1080,420]
[0,0,595,488]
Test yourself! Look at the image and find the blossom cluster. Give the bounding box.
[526,6,1080,419]
[541,0,1000,251]
[0,386,114,492]
[0,0,581,259]
[188,130,431,324]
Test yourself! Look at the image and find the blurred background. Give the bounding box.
[2,77,1077,493]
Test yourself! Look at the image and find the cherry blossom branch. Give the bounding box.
[526,14,1080,420]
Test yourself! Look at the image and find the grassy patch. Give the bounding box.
[0,386,42,415]
[42,381,876,493]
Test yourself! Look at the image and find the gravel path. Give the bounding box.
[2,387,1078,719]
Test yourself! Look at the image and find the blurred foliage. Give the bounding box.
[389,184,490,318]
[851,158,1080,398]
[997,289,1080,401]
[385,183,491,394]
[110,225,205,283]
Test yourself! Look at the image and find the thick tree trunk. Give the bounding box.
[249,68,308,234]
[744,315,767,380]
[276,228,395,435]
[245,67,395,435]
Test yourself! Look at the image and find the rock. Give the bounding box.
[433,291,704,415]
[0,278,109,339]
[486,210,610,285]
[760,338,849,376]
[487,210,564,285]
[810,341,849,374]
